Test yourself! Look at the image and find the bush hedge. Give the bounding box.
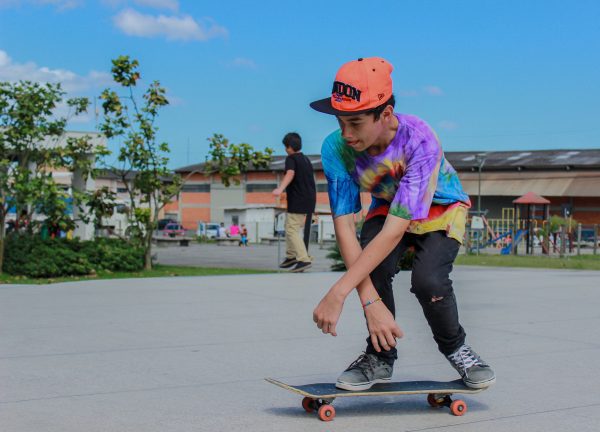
[3,234,144,278]
[327,242,415,272]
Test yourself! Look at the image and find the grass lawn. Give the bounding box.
[0,265,274,285]
[455,253,600,270]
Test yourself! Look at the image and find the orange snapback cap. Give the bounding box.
[310,57,393,116]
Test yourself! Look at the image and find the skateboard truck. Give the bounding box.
[301,397,336,421]
[427,393,468,416]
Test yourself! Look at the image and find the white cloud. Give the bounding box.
[113,8,228,41]
[0,50,112,93]
[37,0,81,10]
[438,120,458,131]
[423,85,444,96]
[228,57,257,70]
[103,0,178,11]
[0,0,82,10]
[133,0,178,11]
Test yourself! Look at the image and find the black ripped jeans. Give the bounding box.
[361,216,466,363]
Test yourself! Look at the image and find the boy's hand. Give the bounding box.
[313,291,345,336]
[272,188,283,196]
[364,301,404,352]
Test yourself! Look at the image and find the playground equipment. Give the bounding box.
[499,229,526,255]
[512,192,551,255]
[466,193,552,255]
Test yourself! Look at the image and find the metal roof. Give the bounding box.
[447,149,600,171]
[176,149,600,173]
[459,171,600,197]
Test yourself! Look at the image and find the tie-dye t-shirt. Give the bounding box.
[321,113,471,242]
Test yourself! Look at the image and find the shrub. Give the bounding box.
[3,234,92,278]
[3,234,144,277]
[397,246,415,271]
[77,238,144,272]
[326,243,346,272]
[327,242,415,272]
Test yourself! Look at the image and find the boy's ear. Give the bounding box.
[382,105,395,120]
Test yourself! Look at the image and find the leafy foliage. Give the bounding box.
[0,80,106,273]
[99,55,182,268]
[3,234,144,277]
[327,241,415,271]
[204,133,273,187]
[326,242,347,272]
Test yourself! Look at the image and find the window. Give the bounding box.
[181,184,210,193]
[117,187,128,193]
[246,183,277,192]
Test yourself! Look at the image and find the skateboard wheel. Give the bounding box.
[450,399,467,416]
[318,404,336,421]
[427,393,444,407]
[302,397,315,413]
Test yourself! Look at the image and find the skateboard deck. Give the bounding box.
[266,378,486,421]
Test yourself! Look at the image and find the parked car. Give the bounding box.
[197,222,220,239]
[157,218,177,231]
[162,223,186,238]
[577,228,600,248]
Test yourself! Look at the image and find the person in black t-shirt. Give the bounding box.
[272,132,316,272]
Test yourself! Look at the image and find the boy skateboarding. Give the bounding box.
[310,57,495,391]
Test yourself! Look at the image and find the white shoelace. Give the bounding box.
[447,345,483,371]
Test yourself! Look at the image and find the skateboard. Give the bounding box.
[265,377,486,422]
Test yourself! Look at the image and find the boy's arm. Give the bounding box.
[272,170,295,196]
[313,214,405,351]
[333,215,410,299]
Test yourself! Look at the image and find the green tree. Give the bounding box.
[99,56,182,269]
[204,133,273,187]
[0,80,97,273]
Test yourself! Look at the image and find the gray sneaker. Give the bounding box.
[446,344,496,389]
[335,353,393,391]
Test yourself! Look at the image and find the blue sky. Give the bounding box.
[1,0,599,168]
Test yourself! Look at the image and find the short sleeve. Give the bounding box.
[321,131,362,218]
[284,155,296,172]
[389,131,442,220]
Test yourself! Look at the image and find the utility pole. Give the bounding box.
[475,153,487,215]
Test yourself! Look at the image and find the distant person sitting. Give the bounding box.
[218,223,227,238]
[272,132,316,272]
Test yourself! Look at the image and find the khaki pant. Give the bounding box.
[285,212,310,263]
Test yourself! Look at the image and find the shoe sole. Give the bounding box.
[290,263,312,273]
[335,377,391,391]
[464,376,496,389]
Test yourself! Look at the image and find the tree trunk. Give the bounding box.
[0,211,6,275]
[144,228,153,270]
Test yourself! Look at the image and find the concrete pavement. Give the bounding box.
[1,267,600,431]
[155,241,335,272]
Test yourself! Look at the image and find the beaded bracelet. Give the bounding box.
[362,297,382,310]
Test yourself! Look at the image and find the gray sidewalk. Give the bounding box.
[1,267,600,431]
[155,241,335,272]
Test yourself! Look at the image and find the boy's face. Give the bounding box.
[336,106,394,153]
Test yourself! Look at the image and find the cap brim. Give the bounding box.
[309,97,374,116]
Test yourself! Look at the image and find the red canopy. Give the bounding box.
[513,192,551,205]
